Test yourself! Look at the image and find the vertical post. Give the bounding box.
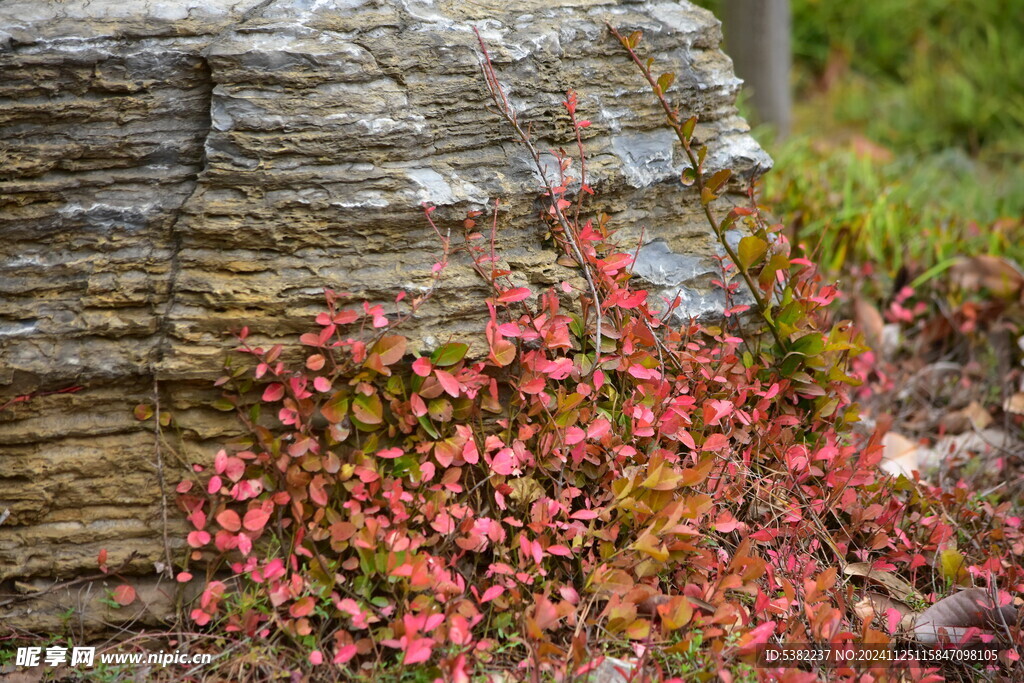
[721,0,792,140]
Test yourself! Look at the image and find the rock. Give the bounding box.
[583,656,636,683]
[0,0,769,627]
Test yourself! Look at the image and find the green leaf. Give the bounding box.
[759,253,790,290]
[705,168,732,194]
[417,414,439,439]
[737,236,769,269]
[352,393,383,425]
[700,187,716,206]
[681,116,697,141]
[791,333,825,357]
[628,30,643,49]
[681,167,697,187]
[212,397,236,412]
[657,72,675,93]
[431,342,469,367]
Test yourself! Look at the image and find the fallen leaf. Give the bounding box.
[859,591,916,633]
[949,255,1024,300]
[854,597,876,624]
[940,400,993,434]
[1004,393,1024,415]
[962,401,993,430]
[880,432,918,478]
[853,296,885,351]
[914,588,1017,645]
[844,562,923,602]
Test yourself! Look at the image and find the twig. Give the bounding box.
[0,552,140,607]
[152,377,175,580]
[474,28,605,370]
[606,23,787,351]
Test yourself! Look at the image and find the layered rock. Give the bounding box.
[0,0,769,630]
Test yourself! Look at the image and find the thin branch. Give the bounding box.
[152,377,175,580]
[474,28,605,370]
[606,23,786,351]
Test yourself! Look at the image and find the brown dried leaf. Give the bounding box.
[949,255,1024,300]
[854,597,876,624]
[508,477,544,506]
[913,588,1018,645]
[853,296,885,351]
[941,401,993,434]
[1004,393,1024,416]
[860,591,917,633]
[880,432,918,478]
[844,562,923,602]
[637,593,715,617]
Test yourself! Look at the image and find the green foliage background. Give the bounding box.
[698,0,1024,156]
[695,0,1024,289]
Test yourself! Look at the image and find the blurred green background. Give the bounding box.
[696,0,1024,294]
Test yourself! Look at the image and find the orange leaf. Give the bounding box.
[112,584,136,606]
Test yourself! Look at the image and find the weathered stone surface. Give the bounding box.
[0,0,769,626]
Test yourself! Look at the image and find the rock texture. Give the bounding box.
[0,0,769,630]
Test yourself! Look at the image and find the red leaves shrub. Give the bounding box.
[171,29,1024,682]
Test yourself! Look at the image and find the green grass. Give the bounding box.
[687,0,1024,297]
[761,133,1024,289]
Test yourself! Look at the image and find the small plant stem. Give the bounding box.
[152,376,175,579]
[606,23,786,351]
[475,28,605,369]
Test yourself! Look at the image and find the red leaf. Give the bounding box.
[434,369,460,397]
[309,475,329,507]
[290,596,316,618]
[403,637,434,665]
[373,335,407,365]
[376,447,404,459]
[490,448,515,475]
[412,357,432,377]
[262,383,285,402]
[410,393,428,417]
[737,620,777,651]
[216,509,241,532]
[243,508,271,532]
[702,433,729,452]
[497,287,532,303]
[480,585,505,603]
[112,584,136,606]
[489,340,516,367]
[334,644,357,664]
[187,530,211,548]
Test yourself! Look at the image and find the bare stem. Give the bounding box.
[474,28,605,369]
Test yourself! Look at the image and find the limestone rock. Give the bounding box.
[0,0,769,627]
